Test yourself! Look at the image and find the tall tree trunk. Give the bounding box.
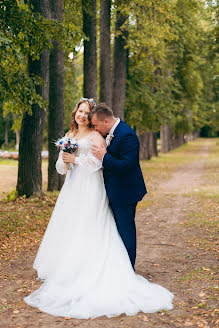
[82,0,97,101]
[172,133,186,149]
[160,125,172,153]
[15,129,19,150]
[149,131,158,157]
[99,0,111,106]
[138,132,151,160]
[4,121,8,146]
[112,8,128,119]
[17,0,50,197]
[48,0,65,191]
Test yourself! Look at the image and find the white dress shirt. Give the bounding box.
[109,118,120,135]
[105,118,120,147]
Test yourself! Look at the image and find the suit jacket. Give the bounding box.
[102,120,147,206]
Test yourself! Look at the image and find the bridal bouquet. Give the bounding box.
[54,136,78,170]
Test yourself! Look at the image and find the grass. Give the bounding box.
[0,158,18,166]
[0,158,48,166]
[176,266,218,283]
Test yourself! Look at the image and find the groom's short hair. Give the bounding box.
[89,103,114,121]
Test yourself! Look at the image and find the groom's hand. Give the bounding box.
[92,144,106,161]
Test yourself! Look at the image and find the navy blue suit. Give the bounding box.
[102,120,147,268]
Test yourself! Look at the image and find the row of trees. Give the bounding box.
[0,0,218,197]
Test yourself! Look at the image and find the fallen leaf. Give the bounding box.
[202,267,210,271]
[184,320,193,327]
[13,310,20,314]
[197,319,209,328]
[142,315,148,321]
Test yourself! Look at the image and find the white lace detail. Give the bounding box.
[55,150,67,175]
[55,149,74,175]
[74,138,102,173]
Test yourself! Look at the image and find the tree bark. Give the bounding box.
[160,125,172,153]
[15,129,19,150]
[99,0,112,106]
[82,0,97,101]
[16,0,50,197]
[48,0,65,191]
[4,121,8,145]
[171,133,186,149]
[112,8,128,119]
[149,131,158,157]
[138,131,151,160]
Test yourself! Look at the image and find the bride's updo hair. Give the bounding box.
[69,98,96,132]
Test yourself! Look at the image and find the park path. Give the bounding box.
[1,140,213,328]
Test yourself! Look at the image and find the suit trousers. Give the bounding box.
[109,202,137,270]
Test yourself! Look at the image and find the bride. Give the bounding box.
[24,98,174,319]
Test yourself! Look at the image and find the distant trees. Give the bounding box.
[124,0,218,157]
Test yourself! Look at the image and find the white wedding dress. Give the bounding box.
[24,137,174,319]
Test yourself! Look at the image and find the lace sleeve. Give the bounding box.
[55,150,67,175]
[75,152,102,173]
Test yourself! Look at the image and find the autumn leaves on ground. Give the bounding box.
[0,138,218,328]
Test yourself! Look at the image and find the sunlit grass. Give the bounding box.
[176,266,218,283]
[0,158,18,166]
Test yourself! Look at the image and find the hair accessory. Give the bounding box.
[79,97,96,106]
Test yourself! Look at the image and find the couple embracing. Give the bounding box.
[24,98,173,319]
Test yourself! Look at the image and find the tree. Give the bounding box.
[17,0,50,197]
[124,0,178,156]
[99,0,112,106]
[149,131,158,157]
[82,0,97,101]
[47,0,65,191]
[138,132,151,160]
[112,2,128,119]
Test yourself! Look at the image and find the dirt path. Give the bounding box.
[1,140,217,328]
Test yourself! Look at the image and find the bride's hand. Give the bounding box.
[62,152,76,164]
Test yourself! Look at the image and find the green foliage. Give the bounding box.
[0,0,217,143]
[0,0,82,114]
[125,0,218,136]
[3,189,18,202]
[64,52,83,132]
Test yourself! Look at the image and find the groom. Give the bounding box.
[90,103,147,270]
